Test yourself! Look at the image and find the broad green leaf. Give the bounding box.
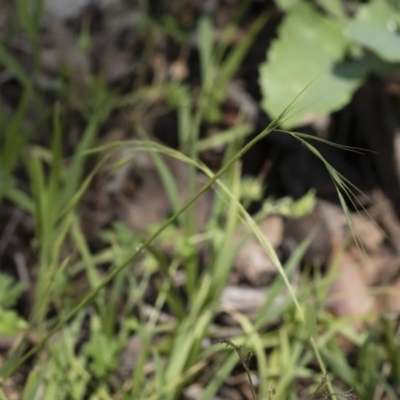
[260,4,355,128]
[0,308,28,337]
[348,0,400,63]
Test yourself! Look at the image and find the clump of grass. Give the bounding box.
[1,3,400,400]
[0,102,372,398]
[216,339,359,400]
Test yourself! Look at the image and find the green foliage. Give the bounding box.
[0,89,33,207]
[1,2,400,399]
[0,273,27,308]
[262,189,316,218]
[260,0,399,128]
[0,308,28,338]
[260,3,354,128]
[0,46,32,89]
[348,0,400,63]
[0,273,28,337]
[84,325,120,378]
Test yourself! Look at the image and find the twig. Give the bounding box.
[214,339,257,400]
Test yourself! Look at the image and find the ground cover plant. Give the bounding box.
[1,0,400,399]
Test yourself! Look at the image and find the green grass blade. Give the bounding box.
[0,45,31,88]
[62,112,104,207]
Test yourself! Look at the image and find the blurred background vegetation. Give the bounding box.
[1,0,400,399]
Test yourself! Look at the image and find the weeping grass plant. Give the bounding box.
[1,6,398,400]
[1,87,367,399]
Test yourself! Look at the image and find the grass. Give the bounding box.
[0,2,399,400]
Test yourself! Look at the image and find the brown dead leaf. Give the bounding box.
[220,286,270,315]
[371,191,400,253]
[285,206,332,266]
[234,216,283,286]
[118,336,142,380]
[376,277,400,314]
[326,252,376,327]
[353,250,400,286]
[125,151,213,234]
[351,214,385,252]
